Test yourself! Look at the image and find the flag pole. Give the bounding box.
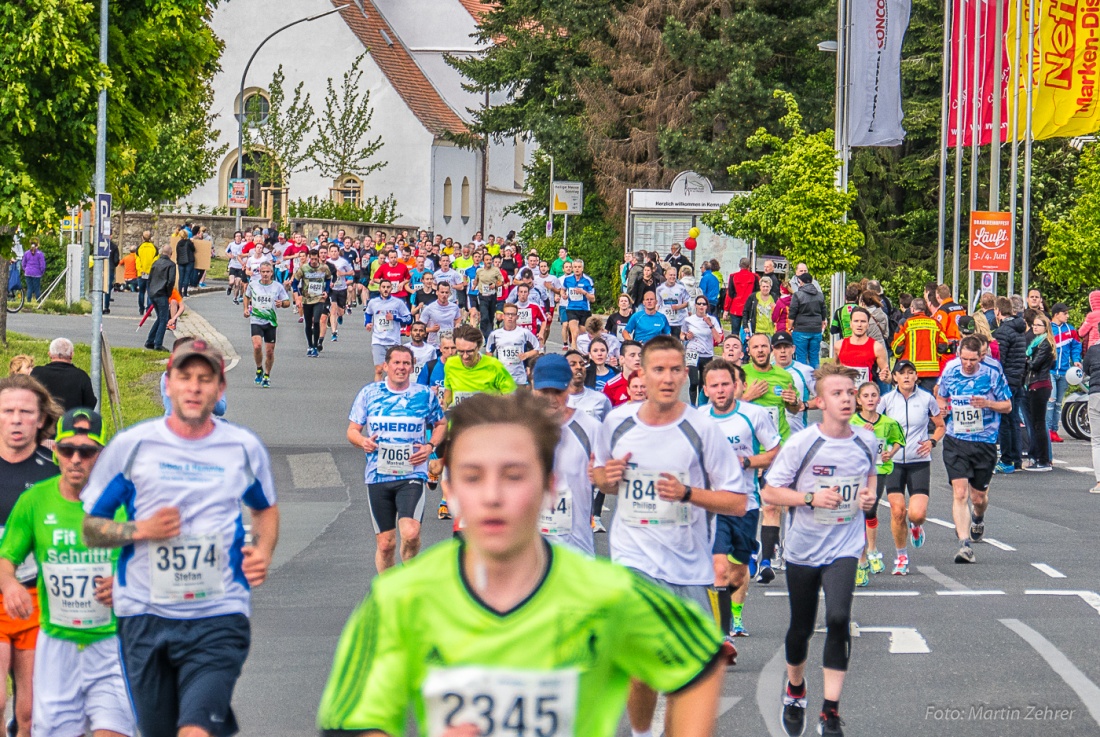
[1021,0,1036,296]
[951,0,968,299]
[987,0,1005,297]
[967,0,982,308]
[937,0,954,285]
[1007,0,1024,295]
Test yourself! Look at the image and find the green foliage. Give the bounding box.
[243,65,314,189]
[1039,143,1100,306]
[311,53,387,182]
[880,263,936,303]
[704,91,863,278]
[285,195,400,225]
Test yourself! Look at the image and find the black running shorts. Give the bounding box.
[367,479,427,534]
[942,435,997,491]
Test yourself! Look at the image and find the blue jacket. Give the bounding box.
[699,270,720,305]
[1052,321,1082,376]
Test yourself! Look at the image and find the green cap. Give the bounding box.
[55,408,105,447]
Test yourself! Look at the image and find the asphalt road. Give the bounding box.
[12,291,1100,735]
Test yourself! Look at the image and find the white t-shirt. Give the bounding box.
[878,387,941,464]
[763,424,877,567]
[366,296,412,346]
[538,274,562,305]
[246,253,273,282]
[598,403,745,585]
[246,281,289,326]
[433,268,464,289]
[568,388,612,422]
[327,258,353,290]
[408,342,438,379]
[701,401,781,511]
[576,332,622,358]
[227,241,246,269]
[420,301,461,346]
[656,283,692,326]
[81,419,277,619]
[487,327,540,384]
[682,315,721,364]
[779,359,816,433]
[541,411,608,555]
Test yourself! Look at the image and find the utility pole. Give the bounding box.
[89,0,109,411]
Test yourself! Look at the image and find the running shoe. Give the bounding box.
[781,681,808,737]
[910,524,926,548]
[254,368,263,385]
[1050,430,1064,443]
[438,501,451,520]
[1091,483,1100,494]
[331,332,339,342]
[261,375,270,389]
[227,285,232,295]
[316,341,323,353]
[994,462,1015,475]
[755,561,775,585]
[591,517,606,533]
[731,618,749,637]
[748,540,761,578]
[969,517,985,541]
[954,544,976,564]
[855,562,870,587]
[774,542,786,571]
[892,555,909,575]
[298,316,304,323]
[867,550,885,574]
[1024,462,1052,472]
[720,636,738,666]
[818,709,844,736]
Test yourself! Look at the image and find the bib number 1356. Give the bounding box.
[424,667,578,737]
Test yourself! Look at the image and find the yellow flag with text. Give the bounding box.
[1008,0,1100,140]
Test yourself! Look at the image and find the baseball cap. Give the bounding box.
[958,315,976,335]
[168,338,225,377]
[532,354,572,391]
[56,408,105,447]
[892,359,918,374]
[771,331,794,347]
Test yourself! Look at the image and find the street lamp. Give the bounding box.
[233,2,366,231]
[89,0,110,411]
[819,15,850,355]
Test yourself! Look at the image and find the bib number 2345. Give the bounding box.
[424,666,578,737]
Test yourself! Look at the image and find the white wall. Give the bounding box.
[431,143,481,242]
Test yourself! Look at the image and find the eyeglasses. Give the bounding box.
[56,445,101,460]
[456,348,480,356]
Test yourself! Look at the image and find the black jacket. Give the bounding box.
[175,237,195,265]
[788,282,825,334]
[30,361,96,412]
[993,315,1028,389]
[664,253,691,273]
[630,277,658,308]
[1025,337,1054,387]
[148,256,177,299]
[1083,344,1100,395]
[742,293,776,337]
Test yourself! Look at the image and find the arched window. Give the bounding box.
[442,177,453,222]
[236,89,270,128]
[514,136,525,190]
[335,174,362,205]
[461,177,471,222]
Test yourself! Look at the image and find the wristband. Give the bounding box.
[682,485,693,503]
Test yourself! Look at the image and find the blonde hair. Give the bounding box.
[1032,313,1056,349]
[8,355,35,375]
[971,311,994,341]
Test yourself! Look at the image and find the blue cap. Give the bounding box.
[532,354,573,391]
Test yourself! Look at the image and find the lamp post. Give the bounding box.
[89,0,109,411]
[233,3,363,231]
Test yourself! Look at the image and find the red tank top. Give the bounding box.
[838,337,877,383]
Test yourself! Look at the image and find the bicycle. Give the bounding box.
[6,263,24,314]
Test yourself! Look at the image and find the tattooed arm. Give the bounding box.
[83,507,181,548]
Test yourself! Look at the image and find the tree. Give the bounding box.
[703,91,863,278]
[310,53,387,184]
[243,65,315,192]
[1039,143,1100,304]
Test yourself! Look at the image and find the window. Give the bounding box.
[443,177,453,222]
[461,176,471,223]
[514,136,525,190]
[335,174,362,205]
[241,91,270,127]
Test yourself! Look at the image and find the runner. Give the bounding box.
[443,325,517,409]
[373,249,412,308]
[347,346,446,573]
[420,281,462,348]
[656,266,691,339]
[81,339,280,737]
[0,375,61,736]
[486,304,542,387]
[936,336,1012,564]
[243,262,291,388]
[592,335,745,737]
[623,291,672,344]
[365,280,413,381]
[225,232,248,304]
[700,359,781,639]
[326,244,355,343]
[878,360,945,575]
[291,248,331,357]
[603,340,643,408]
[836,308,891,387]
[407,321,438,380]
[317,392,726,737]
[531,355,606,555]
[561,259,596,350]
[761,363,878,737]
[0,408,135,737]
[565,350,612,421]
[721,335,744,365]
[512,283,549,344]
[772,332,816,433]
[849,382,905,587]
[682,296,724,405]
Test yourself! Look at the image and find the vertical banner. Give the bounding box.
[849,0,913,146]
[948,0,1011,146]
[1007,0,1100,140]
[969,210,1013,271]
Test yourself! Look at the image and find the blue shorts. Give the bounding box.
[558,306,567,323]
[712,509,760,564]
[118,613,250,737]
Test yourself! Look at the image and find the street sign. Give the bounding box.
[228,178,250,209]
[94,193,112,258]
[968,211,1011,273]
[551,181,583,215]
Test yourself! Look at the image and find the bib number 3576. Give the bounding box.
[148,534,224,603]
[424,666,579,737]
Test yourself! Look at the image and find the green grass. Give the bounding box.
[32,299,93,315]
[205,256,228,282]
[1,331,165,438]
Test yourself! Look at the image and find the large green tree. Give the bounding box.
[310,53,387,183]
[1039,143,1100,305]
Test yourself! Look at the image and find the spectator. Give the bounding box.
[1047,302,1082,443]
[103,238,120,314]
[698,259,720,315]
[7,355,34,376]
[1024,314,1055,471]
[664,242,691,273]
[992,296,1028,473]
[144,245,177,352]
[898,293,914,322]
[136,230,157,313]
[759,259,782,296]
[1082,334,1100,493]
[1027,287,1048,317]
[889,297,948,392]
[175,226,196,297]
[20,239,46,302]
[121,246,139,291]
[741,277,777,339]
[789,262,820,293]
[1079,290,1100,351]
[860,290,890,349]
[629,263,658,308]
[979,292,998,330]
[30,338,96,410]
[772,281,792,333]
[788,270,826,367]
[724,257,759,338]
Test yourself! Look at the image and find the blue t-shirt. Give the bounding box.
[937,361,1011,443]
[417,358,447,405]
[562,274,595,310]
[465,265,481,296]
[348,382,444,484]
[625,310,672,344]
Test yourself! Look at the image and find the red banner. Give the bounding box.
[969,211,1012,272]
[947,0,1010,147]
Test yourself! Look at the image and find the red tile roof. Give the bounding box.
[456,0,495,22]
[334,0,469,138]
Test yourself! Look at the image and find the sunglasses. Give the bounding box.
[56,444,101,460]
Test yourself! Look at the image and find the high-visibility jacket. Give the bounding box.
[891,314,949,377]
[933,302,967,343]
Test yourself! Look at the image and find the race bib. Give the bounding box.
[411,283,423,292]
[616,324,626,340]
[496,286,504,299]
[42,562,112,629]
[567,287,584,303]
[148,534,224,604]
[618,469,690,527]
[845,365,870,384]
[876,438,886,460]
[307,281,323,297]
[539,483,572,536]
[390,280,402,292]
[765,406,782,429]
[452,391,477,406]
[499,345,522,365]
[951,397,984,434]
[374,315,393,333]
[377,441,414,476]
[517,308,532,325]
[424,666,579,737]
[661,305,675,321]
[812,476,861,526]
[685,350,699,367]
[438,326,454,342]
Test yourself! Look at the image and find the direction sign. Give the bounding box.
[551,181,583,215]
[94,193,112,258]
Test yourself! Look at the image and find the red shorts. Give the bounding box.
[0,588,40,650]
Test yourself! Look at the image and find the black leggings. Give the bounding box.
[785,557,858,671]
[303,302,325,349]
[688,356,713,405]
[1027,385,1052,465]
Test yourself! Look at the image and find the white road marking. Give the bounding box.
[763,591,920,597]
[1068,466,1095,473]
[982,538,1016,551]
[1025,590,1100,616]
[926,517,954,529]
[936,590,1005,596]
[917,565,970,592]
[1052,459,1067,465]
[287,452,343,489]
[755,647,788,737]
[1031,563,1067,579]
[1000,619,1100,726]
[857,626,931,654]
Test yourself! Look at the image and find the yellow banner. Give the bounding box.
[1008,0,1100,141]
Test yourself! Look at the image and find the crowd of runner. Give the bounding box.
[2,230,1100,737]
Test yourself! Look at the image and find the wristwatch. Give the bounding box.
[682,485,693,503]
[930,438,938,447]
[741,457,752,470]
[804,492,815,508]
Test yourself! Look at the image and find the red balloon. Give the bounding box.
[684,237,697,250]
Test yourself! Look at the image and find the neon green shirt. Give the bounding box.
[452,256,474,271]
[444,354,518,404]
[0,477,121,645]
[850,412,906,474]
[743,362,795,440]
[318,540,722,736]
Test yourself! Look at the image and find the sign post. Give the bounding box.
[228,178,250,210]
[551,181,583,247]
[95,193,112,258]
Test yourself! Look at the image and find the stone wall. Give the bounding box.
[110,211,421,250]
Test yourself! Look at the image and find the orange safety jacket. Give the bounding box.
[891,315,950,377]
[933,302,967,343]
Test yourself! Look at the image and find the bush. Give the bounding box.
[528,216,622,312]
[284,195,400,224]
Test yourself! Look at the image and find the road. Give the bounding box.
[12,289,1100,735]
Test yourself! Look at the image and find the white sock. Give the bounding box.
[632,730,654,737]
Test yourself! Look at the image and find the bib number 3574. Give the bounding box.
[149,534,224,603]
[424,666,579,737]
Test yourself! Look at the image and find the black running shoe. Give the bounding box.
[818,709,844,736]
[781,681,807,736]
